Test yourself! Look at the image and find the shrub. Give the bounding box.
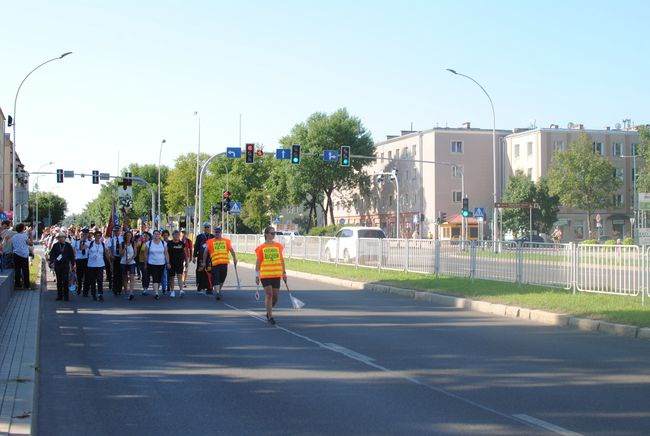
[603,239,616,245]
[623,237,635,245]
[308,224,344,236]
[579,239,598,244]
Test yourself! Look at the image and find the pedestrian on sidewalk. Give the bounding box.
[72,228,90,296]
[255,226,286,325]
[145,230,170,300]
[87,230,109,301]
[120,231,137,301]
[193,223,214,293]
[181,230,193,289]
[167,230,187,298]
[49,233,76,301]
[12,223,33,289]
[202,227,237,301]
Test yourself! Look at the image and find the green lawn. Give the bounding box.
[237,253,650,328]
[29,255,41,290]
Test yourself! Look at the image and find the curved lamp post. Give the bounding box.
[193,111,200,236]
[158,139,166,229]
[12,51,72,223]
[447,68,498,241]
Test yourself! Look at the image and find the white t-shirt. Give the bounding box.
[106,236,124,256]
[147,240,167,265]
[120,244,136,265]
[73,238,90,260]
[87,240,106,268]
[12,233,30,258]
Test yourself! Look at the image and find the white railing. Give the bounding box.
[226,234,648,303]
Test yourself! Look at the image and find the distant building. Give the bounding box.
[505,124,642,241]
[330,124,510,238]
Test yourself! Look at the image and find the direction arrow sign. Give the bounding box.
[275,149,291,160]
[229,202,241,215]
[323,150,339,162]
[226,147,242,158]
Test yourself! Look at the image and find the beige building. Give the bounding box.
[505,125,641,241]
[331,124,510,238]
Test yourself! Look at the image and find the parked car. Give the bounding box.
[323,227,386,263]
[258,230,301,246]
[514,234,545,246]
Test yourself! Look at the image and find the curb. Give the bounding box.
[237,263,648,341]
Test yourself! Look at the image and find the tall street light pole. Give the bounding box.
[158,139,166,230]
[12,51,72,224]
[447,68,498,241]
[193,111,201,236]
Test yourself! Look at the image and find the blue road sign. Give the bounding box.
[473,207,486,218]
[226,147,242,158]
[323,150,339,162]
[273,217,281,224]
[275,148,291,160]
[229,202,242,215]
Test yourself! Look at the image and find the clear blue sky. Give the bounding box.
[2,0,649,214]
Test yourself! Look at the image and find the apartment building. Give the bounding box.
[0,108,5,212]
[331,124,510,238]
[505,124,641,241]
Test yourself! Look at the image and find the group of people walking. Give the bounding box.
[42,222,289,324]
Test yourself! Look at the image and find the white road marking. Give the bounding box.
[224,303,545,430]
[513,414,582,436]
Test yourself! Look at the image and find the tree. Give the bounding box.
[548,132,622,237]
[27,192,67,228]
[280,108,375,225]
[501,171,559,234]
[636,125,650,192]
[165,152,210,216]
[242,189,271,233]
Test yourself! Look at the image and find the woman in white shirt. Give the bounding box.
[87,230,109,301]
[12,223,33,289]
[120,231,137,301]
[145,230,170,300]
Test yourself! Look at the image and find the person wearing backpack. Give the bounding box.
[136,231,151,295]
[145,230,171,300]
[72,228,90,297]
[87,230,109,301]
[120,231,137,301]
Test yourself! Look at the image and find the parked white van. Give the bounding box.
[323,227,386,263]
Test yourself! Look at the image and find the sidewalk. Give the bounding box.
[0,263,42,435]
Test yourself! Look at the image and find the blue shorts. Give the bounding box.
[121,264,136,274]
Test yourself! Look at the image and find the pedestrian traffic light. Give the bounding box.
[340,145,350,167]
[245,143,255,164]
[291,144,301,165]
[462,197,472,218]
[92,170,99,184]
[56,169,64,183]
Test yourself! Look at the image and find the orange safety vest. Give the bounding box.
[207,238,232,266]
[255,242,284,279]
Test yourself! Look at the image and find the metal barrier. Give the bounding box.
[576,244,641,296]
[226,233,648,303]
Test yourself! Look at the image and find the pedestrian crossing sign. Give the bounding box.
[229,202,241,215]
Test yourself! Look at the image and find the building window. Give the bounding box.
[514,143,520,158]
[406,170,410,181]
[612,143,622,157]
[381,152,384,162]
[452,165,463,178]
[527,168,533,179]
[613,194,623,208]
[413,192,417,206]
[552,140,564,153]
[389,195,393,207]
[412,144,417,157]
[632,143,638,156]
[451,141,463,154]
[615,168,624,182]
[395,149,400,159]
[403,146,408,158]
[452,191,462,203]
[574,221,584,240]
[388,151,392,160]
[593,142,604,155]
[527,142,533,156]
[403,193,409,206]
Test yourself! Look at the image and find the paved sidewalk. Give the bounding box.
[0,262,42,435]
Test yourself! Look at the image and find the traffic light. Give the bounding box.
[245,143,255,164]
[340,145,350,167]
[180,216,187,229]
[291,144,301,165]
[122,171,133,189]
[92,170,99,184]
[437,212,447,224]
[461,197,472,218]
[223,191,231,212]
[56,169,64,183]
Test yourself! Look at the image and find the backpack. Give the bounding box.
[147,239,166,264]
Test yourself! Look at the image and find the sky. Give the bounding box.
[2,0,649,214]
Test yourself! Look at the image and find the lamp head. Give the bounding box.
[60,52,73,58]
[446,68,457,75]
[162,139,166,144]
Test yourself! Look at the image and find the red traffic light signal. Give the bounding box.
[245,143,255,164]
[223,190,230,199]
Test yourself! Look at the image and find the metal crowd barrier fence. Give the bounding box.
[226,234,648,303]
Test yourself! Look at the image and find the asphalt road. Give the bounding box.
[36,264,650,435]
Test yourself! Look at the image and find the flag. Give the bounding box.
[105,201,117,237]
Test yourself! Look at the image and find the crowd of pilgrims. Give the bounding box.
[41,223,205,302]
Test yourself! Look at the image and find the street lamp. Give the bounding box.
[193,111,200,237]
[447,68,498,241]
[12,51,72,224]
[158,139,166,229]
[33,161,53,240]
[621,153,638,241]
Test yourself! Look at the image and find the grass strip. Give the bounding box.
[29,255,41,290]
[237,253,650,328]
